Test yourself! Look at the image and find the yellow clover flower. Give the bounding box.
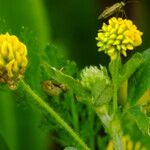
[96,17,143,60]
[0,33,28,89]
[106,135,147,150]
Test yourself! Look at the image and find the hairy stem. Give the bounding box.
[95,106,123,150]
[68,92,79,131]
[88,107,95,150]
[112,132,123,150]
[113,85,118,115]
[71,98,79,131]
[20,80,90,150]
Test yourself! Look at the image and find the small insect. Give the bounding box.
[42,80,68,96]
[98,1,126,20]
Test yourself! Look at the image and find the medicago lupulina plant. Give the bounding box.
[0,17,150,150]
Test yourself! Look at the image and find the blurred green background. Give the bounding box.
[0,0,149,150]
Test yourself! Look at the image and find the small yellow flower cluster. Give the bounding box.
[106,135,147,150]
[0,33,28,89]
[96,17,143,60]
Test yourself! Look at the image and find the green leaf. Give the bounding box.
[91,80,113,106]
[64,147,78,150]
[96,85,113,106]
[119,53,143,85]
[128,48,150,104]
[126,106,149,135]
[0,132,9,150]
[42,44,66,68]
[41,62,89,102]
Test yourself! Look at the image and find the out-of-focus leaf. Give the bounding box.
[43,44,78,76]
[126,106,149,135]
[0,0,51,148]
[0,132,9,150]
[0,0,50,48]
[128,48,150,105]
[0,91,19,150]
[64,147,78,150]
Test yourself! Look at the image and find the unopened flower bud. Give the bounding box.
[80,66,110,90]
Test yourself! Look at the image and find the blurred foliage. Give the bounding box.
[44,0,107,67]
[0,0,50,48]
[0,0,50,150]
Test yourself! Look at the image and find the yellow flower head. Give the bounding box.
[0,33,28,89]
[106,135,147,150]
[96,17,143,60]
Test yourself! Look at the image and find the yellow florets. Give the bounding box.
[106,135,147,150]
[0,32,28,89]
[96,17,143,60]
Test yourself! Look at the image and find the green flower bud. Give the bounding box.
[80,66,110,90]
[80,66,113,106]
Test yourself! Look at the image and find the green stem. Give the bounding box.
[94,106,111,130]
[112,133,123,150]
[109,56,121,115]
[20,80,90,150]
[113,85,118,115]
[70,93,79,131]
[88,107,95,150]
[95,106,123,150]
